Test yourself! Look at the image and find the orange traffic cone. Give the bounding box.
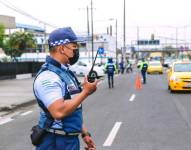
[135,73,142,90]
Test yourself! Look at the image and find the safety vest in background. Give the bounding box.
[140,61,148,71]
[104,62,117,75]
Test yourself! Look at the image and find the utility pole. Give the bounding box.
[137,26,139,58]
[91,0,94,64]
[86,6,90,62]
[123,0,126,60]
[43,24,46,52]
[175,27,178,58]
[115,19,118,64]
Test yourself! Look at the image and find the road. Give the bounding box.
[0,72,191,150]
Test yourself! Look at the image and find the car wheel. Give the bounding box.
[168,85,174,93]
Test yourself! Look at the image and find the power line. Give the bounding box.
[0,0,58,28]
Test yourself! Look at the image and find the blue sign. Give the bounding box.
[98,47,104,54]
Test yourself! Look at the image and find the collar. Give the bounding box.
[46,56,68,70]
[61,64,69,71]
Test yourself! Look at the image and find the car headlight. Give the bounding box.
[170,76,180,82]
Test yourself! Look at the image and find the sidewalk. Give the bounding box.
[0,77,84,115]
[0,78,35,112]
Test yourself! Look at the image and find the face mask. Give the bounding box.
[68,49,79,65]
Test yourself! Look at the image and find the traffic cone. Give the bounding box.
[135,74,142,90]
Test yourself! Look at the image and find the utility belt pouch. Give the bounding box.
[30,125,47,146]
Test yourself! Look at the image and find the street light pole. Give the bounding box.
[123,0,126,59]
[90,0,94,64]
[115,19,118,64]
[86,6,90,62]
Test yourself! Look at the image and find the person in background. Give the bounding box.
[137,58,148,84]
[104,57,116,88]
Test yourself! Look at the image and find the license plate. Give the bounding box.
[185,83,191,87]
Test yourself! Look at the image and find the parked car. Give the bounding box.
[167,61,191,92]
[69,60,105,78]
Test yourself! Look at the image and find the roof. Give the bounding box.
[16,23,45,33]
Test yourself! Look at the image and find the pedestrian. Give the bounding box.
[126,58,133,73]
[104,57,116,88]
[137,58,148,84]
[32,27,98,150]
[119,59,125,74]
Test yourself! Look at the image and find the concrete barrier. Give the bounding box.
[16,73,32,79]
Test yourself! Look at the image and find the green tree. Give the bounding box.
[0,24,5,48]
[4,31,36,58]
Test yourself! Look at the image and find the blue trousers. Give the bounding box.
[36,133,80,150]
[107,74,114,88]
[141,70,147,84]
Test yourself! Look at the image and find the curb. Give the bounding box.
[0,99,37,112]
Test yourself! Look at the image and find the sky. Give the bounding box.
[1,0,191,45]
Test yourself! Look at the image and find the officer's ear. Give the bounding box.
[58,45,65,54]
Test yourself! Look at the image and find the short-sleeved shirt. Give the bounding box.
[34,65,68,129]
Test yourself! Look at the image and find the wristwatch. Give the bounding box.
[81,131,91,138]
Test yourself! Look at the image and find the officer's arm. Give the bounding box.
[48,78,98,120]
[48,92,87,120]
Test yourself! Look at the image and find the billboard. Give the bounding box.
[0,15,16,29]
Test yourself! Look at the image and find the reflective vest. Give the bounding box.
[140,61,148,71]
[34,56,83,133]
[105,62,116,75]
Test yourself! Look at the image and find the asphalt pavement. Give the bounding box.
[0,72,191,150]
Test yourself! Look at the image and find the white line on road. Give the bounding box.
[20,111,33,116]
[129,94,136,102]
[0,118,13,125]
[103,122,122,147]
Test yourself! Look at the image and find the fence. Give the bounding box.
[0,62,44,80]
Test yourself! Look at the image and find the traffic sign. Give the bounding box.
[98,47,104,54]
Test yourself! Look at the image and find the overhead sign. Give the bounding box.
[137,40,160,45]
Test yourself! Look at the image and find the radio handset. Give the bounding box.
[87,50,99,83]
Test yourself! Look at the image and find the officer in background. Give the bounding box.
[104,57,116,88]
[33,27,98,150]
[137,58,148,84]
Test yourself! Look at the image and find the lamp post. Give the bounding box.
[90,0,94,64]
[123,0,126,59]
[109,18,118,64]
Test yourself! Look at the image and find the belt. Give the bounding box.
[46,128,81,136]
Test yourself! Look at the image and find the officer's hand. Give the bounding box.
[83,135,96,150]
[83,76,99,96]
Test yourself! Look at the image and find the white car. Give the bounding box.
[69,60,105,78]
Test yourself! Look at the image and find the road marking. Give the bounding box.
[20,111,33,116]
[0,118,13,125]
[103,122,122,147]
[129,94,136,102]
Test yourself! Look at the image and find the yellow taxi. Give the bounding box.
[147,61,163,74]
[168,61,191,92]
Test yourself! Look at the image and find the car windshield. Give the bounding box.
[174,63,191,72]
[149,63,161,66]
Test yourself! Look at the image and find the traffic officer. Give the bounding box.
[33,27,98,150]
[104,57,116,88]
[137,58,148,84]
